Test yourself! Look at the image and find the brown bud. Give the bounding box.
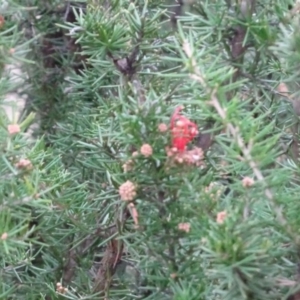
[0,16,4,29]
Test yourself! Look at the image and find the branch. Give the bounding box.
[92,229,124,295]
[182,40,300,244]
[106,18,145,105]
[170,0,184,28]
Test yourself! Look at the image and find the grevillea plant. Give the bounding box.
[3,0,300,299]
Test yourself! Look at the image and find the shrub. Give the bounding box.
[2,0,300,299]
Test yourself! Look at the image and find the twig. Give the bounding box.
[62,246,77,284]
[170,0,184,28]
[92,229,124,296]
[62,224,115,285]
[0,196,32,211]
[107,12,147,107]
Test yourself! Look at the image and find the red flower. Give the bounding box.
[170,106,198,151]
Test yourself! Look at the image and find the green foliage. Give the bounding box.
[2,0,300,299]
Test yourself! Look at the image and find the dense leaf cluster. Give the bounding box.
[1,0,300,299]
